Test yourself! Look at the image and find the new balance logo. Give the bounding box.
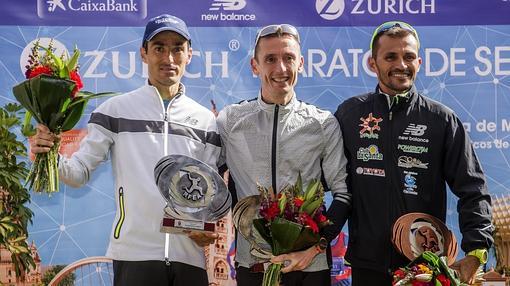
[209,0,246,11]
[47,0,66,12]
[403,124,427,137]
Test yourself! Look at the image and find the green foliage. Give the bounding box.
[0,103,35,277]
[41,264,75,286]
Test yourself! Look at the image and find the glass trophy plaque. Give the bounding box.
[154,155,231,233]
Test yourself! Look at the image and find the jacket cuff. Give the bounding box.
[322,200,351,243]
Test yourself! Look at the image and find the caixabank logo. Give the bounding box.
[201,0,256,22]
[316,0,436,21]
[37,0,147,19]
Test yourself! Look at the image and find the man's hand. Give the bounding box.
[271,246,318,273]
[30,124,59,154]
[186,231,219,247]
[450,255,480,284]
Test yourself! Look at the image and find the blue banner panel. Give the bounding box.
[1,0,510,27]
[1,24,509,269]
[0,2,510,285]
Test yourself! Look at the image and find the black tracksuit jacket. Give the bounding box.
[332,85,493,274]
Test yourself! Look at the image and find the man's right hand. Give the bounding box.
[30,124,59,154]
[271,246,319,273]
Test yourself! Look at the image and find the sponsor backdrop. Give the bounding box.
[1,0,510,285]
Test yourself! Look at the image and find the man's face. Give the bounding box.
[369,34,422,96]
[140,31,192,89]
[251,35,304,104]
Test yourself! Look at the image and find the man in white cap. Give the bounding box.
[30,14,220,285]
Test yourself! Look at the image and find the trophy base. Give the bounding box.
[160,217,215,233]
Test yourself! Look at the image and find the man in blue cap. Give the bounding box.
[30,14,221,285]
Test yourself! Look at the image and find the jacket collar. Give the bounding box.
[143,81,186,102]
[257,90,297,114]
[373,84,418,108]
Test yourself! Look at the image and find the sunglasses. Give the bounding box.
[254,24,300,47]
[370,21,420,50]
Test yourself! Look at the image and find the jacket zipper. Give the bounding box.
[385,104,395,274]
[158,88,178,265]
[271,105,279,196]
[160,93,177,156]
[113,187,125,239]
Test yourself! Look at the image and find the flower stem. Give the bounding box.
[262,263,283,286]
[26,141,60,194]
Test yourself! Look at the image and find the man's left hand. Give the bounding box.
[271,246,318,273]
[450,255,480,284]
[186,231,218,247]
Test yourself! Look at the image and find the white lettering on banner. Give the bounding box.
[205,51,229,78]
[82,50,229,79]
[184,51,229,78]
[112,51,136,79]
[471,119,510,132]
[83,51,107,78]
[201,12,256,21]
[351,0,435,15]
[476,119,497,133]
[450,48,466,76]
[307,49,327,77]
[472,139,510,149]
[496,46,510,75]
[502,119,510,132]
[424,46,510,76]
[425,48,448,76]
[303,49,369,78]
[72,47,510,80]
[474,46,510,76]
[68,0,138,12]
[464,120,510,134]
[327,49,351,77]
[425,48,466,76]
[462,118,510,133]
[475,47,492,76]
[201,0,256,22]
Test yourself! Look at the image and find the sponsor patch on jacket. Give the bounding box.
[398,144,428,154]
[403,123,427,136]
[399,123,429,143]
[356,167,385,177]
[183,116,199,126]
[359,113,383,139]
[357,145,383,162]
[403,171,418,195]
[398,156,428,169]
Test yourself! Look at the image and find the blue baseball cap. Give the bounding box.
[143,14,191,45]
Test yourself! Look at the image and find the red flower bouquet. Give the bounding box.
[392,251,464,286]
[13,40,114,193]
[253,175,330,286]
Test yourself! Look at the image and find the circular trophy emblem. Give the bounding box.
[154,155,231,223]
[176,166,209,202]
[391,213,458,265]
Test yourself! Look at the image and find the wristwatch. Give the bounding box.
[315,237,328,254]
[467,249,488,264]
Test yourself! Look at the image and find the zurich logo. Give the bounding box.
[46,0,66,12]
[210,0,246,11]
[316,0,345,20]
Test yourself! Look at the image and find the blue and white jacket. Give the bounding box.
[59,83,221,269]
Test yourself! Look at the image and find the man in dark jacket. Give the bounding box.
[274,21,493,285]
